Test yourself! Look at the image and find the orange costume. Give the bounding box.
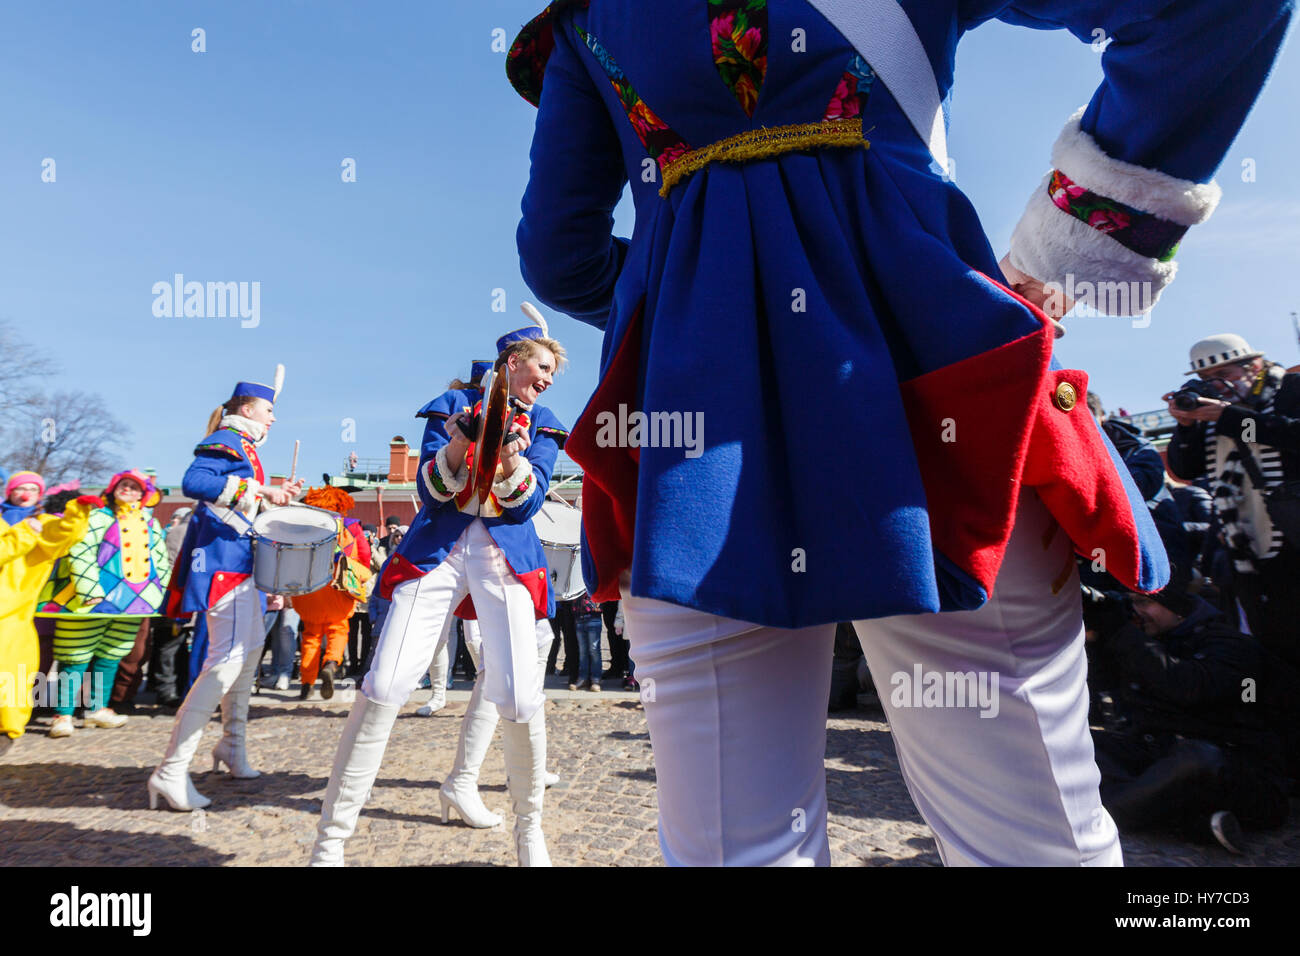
[290,488,371,692]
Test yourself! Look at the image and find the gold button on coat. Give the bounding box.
[1054,382,1077,411]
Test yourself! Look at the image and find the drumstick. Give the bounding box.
[411,494,419,518]
[290,440,300,483]
[377,486,385,529]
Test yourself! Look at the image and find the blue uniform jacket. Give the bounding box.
[378,388,569,620]
[509,0,1291,629]
[165,426,266,616]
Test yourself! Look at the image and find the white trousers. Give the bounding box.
[623,490,1121,867]
[203,577,265,669]
[362,521,544,723]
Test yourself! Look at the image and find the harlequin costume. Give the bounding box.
[290,487,371,699]
[313,323,569,867]
[149,368,287,811]
[38,470,171,733]
[509,0,1291,864]
[0,496,97,747]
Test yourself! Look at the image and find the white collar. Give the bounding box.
[221,414,268,446]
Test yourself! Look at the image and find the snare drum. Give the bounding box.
[534,500,585,601]
[250,505,339,596]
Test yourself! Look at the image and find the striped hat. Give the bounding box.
[4,471,45,499]
[1185,334,1264,375]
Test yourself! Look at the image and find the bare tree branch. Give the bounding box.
[1,391,130,486]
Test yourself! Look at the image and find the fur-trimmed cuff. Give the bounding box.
[492,459,536,508]
[422,446,468,502]
[1008,107,1221,317]
[219,475,261,513]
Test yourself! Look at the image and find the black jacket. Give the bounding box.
[1167,368,1300,485]
[1093,599,1290,767]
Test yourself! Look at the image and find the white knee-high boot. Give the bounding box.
[501,706,550,866]
[417,640,449,716]
[148,655,245,810]
[310,694,401,866]
[439,674,502,827]
[211,652,262,778]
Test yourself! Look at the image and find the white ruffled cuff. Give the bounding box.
[492,459,536,509]
[422,445,468,502]
[1008,107,1221,317]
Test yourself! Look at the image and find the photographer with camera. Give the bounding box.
[1164,334,1300,667]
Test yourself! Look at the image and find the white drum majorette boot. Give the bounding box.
[211,653,262,778]
[439,674,503,828]
[147,656,243,811]
[309,694,400,866]
[501,707,551,867]
[416,641,449,716]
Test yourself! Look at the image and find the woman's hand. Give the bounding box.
[443,408,473,474]
[265,594,286,612]
[265,478,302,506]
[24,517,43,533]
[498,421,532,478]
[998,254,1071,336]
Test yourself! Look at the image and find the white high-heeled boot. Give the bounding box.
[439,673,502,828]
[416,641,449,716]
[309,694,400,866]
[501,707,550,867]
[148,656,243,811]
[211,653,262,778]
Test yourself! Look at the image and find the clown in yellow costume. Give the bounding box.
[0,495,98,753]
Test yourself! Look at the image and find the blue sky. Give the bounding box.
[1,1,1296,484]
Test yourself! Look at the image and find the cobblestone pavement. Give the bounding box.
[1,685,1297,867]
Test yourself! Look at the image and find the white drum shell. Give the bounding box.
[536,501,585,601]
[251,507,338,596]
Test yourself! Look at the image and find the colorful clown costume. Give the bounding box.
[508,0,1291,864]
[0,498,95,742]
[39,483,171,723]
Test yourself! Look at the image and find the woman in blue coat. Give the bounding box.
[509,0,1291,864]
[312,311,569,867]
[148,369,303,811]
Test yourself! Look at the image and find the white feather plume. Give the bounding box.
[273,363,285,400]
[520,301,548,337]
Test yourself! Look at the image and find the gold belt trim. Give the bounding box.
[659,118,868,198]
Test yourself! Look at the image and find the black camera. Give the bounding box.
[1170,376,1233,411]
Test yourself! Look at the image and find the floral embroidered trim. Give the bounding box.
[824,54,874,122]
[1048,169,1188,262]
[659,118,867,197]
[506,0,592,106]
[536,425,569,448]
[195,442,243,460]
[708,0,768,118]
[575,26,693,178]
[426,458,452,498]
[229,478,249,506]
[498,470,535,506]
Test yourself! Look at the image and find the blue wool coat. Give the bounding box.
[512,0,1291,628]
[165,427,267,616]
[379,388,569,620]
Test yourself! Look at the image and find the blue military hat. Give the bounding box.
[495,302,549,354]
[230,364,285,404]
[470,360,493,383]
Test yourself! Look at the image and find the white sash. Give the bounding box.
[805,0,949,170]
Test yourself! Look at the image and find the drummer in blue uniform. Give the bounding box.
[312,305,569,867]
[148,367,303,811]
